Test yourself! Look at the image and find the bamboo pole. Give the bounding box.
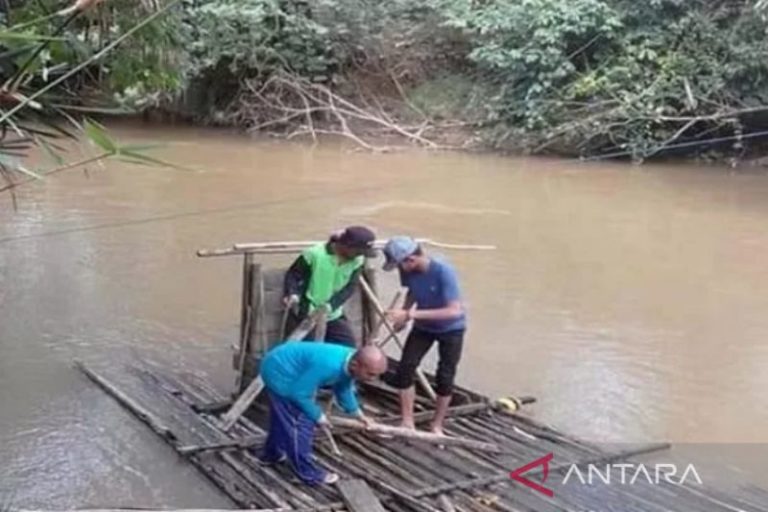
[16,509,313,512]
[376,402,490,426]
[239,254,254,346]
[220,451,292,509]
[235,260,260,392]
[360,266,379,345]
[330,416,501,453]
[75,362,174,440]
[314,308,328,341]
[177,435,264,456]
[316,446,441,512]
[357,275,437,401]
[240,452,320,510]
[188,403,491,452]
[372,290,402,345]
[232,239,496,251]
[197,239,496,258]
[437,495,457,512]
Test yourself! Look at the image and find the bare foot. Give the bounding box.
[430,424,446,448]
[429,424,444,436]
[400,421,416,431]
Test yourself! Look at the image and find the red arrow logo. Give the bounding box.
[510,453,554,497]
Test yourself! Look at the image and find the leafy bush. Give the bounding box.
[180,0,335,80]
[11,0,768,160]
[436,0,768,159]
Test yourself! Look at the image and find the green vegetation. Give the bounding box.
[0,0,183,199]
[5,0,768,165]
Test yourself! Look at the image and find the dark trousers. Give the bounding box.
[285,311,357,347]
[394,328,465,396]
[260,391,326,485]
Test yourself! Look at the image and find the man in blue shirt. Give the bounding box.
[259,341,387,485]
[383,236,466,435]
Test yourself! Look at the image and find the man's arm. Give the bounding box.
[287,371,325,422]
[409,300,463,321]
[388,267,463,324]
[333,378,362,417]
[390,291,415,331]
[413,264,463,319]
[327,267,362,311]
[283,254,311,302]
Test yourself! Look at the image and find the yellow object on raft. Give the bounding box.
[494,396,522,414]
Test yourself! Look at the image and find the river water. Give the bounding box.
[1,123,767,507]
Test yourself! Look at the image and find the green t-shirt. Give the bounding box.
[302,243,363,320]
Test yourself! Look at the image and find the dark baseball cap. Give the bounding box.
[335,226,376,257]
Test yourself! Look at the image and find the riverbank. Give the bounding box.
[127,110,768,171]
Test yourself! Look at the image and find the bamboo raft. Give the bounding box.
[75,243,767,512]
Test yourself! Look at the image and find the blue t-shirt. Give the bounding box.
[400,256,466,334]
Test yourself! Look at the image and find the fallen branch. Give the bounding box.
[236,72,452,152]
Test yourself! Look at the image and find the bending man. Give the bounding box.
[259,341,387,485]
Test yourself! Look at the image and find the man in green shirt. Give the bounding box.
[283,226,376,346]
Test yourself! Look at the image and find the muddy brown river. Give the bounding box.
[1,123,767,507]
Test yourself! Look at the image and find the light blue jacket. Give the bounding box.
[260,341,361,422]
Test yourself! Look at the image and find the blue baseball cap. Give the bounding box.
[382,236,419,271]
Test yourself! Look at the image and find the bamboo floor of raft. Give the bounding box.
[77,358,768,512]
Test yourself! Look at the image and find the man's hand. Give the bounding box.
[317,414,333,430]
[283,294,299,308]
[385,308,409,329]
[358,414,376,430]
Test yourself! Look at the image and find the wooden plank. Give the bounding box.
[177,434,264,456]
[219,376,265,431]
[337,478,389,512]
[236,263,262,391]
[75,361,175,441]
[240,254,255,341]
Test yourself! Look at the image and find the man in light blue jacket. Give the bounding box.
[259,341,387,485]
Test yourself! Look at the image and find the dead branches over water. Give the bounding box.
[233,73,453,152]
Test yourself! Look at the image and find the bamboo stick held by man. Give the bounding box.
[283,226,376,346]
